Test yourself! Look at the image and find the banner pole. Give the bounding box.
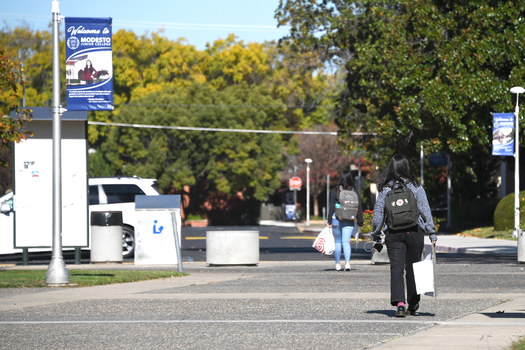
[46,0,69,286]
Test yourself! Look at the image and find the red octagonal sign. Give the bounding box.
[289,176,302,190]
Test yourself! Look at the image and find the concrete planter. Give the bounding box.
[185,219,208,227]
[206,231,259,266]
[371,245,390,264]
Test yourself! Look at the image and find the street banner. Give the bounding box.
[65,17,114,111]
[429,151,447,167]
[492,113,514,156]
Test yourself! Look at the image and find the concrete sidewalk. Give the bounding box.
[1,260,524,349]
[293,220,518,255]
[379,294,525,349]
[431,234,517,255]
[0,224,523,349]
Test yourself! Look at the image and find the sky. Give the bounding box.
[0,0,290,50]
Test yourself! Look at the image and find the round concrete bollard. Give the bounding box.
[206,231,259,266]
[91,211,123,263]
[371,245,390,264]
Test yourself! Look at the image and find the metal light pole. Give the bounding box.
[294,165,298,221]
[305,158,312,226]
[46,0,69,285]
[326,174,330,223]
[510,86,525,263]
[420,145,424,186]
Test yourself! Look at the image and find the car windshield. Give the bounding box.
[102,184,146,204]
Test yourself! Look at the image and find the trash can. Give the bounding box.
[91,211,123,263]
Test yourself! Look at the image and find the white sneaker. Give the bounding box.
[335,264,341,271]
[344,262,351,271]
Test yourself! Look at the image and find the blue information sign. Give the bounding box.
[492,113,514,156]
[65,17,114,111]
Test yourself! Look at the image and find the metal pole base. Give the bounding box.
[518,230,525,263]
[45,257,70,286]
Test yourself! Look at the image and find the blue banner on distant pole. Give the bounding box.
[429,151,447,167]
[492,113,514,156]
[65,17,113,111]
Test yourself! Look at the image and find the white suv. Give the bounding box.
[0,176,160,258]
[89,176,160,258]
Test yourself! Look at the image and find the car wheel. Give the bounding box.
[122,225,135,258]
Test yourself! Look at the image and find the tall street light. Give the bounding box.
[510,86,525,263]
[305,158,312,226]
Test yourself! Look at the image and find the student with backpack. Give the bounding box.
[371,154,437,317]
[327,170,364,271]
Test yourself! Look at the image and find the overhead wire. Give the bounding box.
[87,121,376,136]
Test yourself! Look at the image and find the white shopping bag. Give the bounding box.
[413,253,435,296]
[312,227,335,255]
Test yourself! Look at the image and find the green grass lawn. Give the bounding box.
[456,226,517,240]
[0,270,187,288]
[510,337,525,350]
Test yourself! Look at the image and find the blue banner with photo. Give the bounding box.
[492,113,514,156]
[65,17,114,111]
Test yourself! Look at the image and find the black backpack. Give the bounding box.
[384,181,420,231]
[335,185,359,221]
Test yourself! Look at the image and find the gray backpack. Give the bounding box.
[335,186,359,221]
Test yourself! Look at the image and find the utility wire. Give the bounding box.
[88,121,377,136]
[116,103,328,109]
[0,13,290,32]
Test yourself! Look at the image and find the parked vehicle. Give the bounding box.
[0,176,160,258]
[89,176,160,258]
[0,192,15,255]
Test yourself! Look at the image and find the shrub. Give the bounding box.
[361,210,373,233]
[186,214,205,220]
[493,191,525,231]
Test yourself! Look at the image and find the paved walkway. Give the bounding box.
[1,259,524,349]
[292,221,519,255]
[0,224,523,349]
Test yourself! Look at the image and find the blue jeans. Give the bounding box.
[332,216,355,263]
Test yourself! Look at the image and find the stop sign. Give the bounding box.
[289,176,302,190]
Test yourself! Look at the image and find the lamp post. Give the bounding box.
[305,158,312,226]
[510,86,525,263]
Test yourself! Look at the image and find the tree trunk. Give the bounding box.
[313,195,319,217]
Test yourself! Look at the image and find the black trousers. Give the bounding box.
[385,228,424,307]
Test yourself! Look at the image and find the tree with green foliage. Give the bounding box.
[0,48,33,166]
[276,0,525,214]
[2,24,346,222]
[96,82,285,223]
[1,25,60,106]
[284,125,349,217]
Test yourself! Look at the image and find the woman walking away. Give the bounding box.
[327,170,364,271]
[371,154,437,317]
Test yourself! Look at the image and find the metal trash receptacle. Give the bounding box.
[91,211,123,263]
